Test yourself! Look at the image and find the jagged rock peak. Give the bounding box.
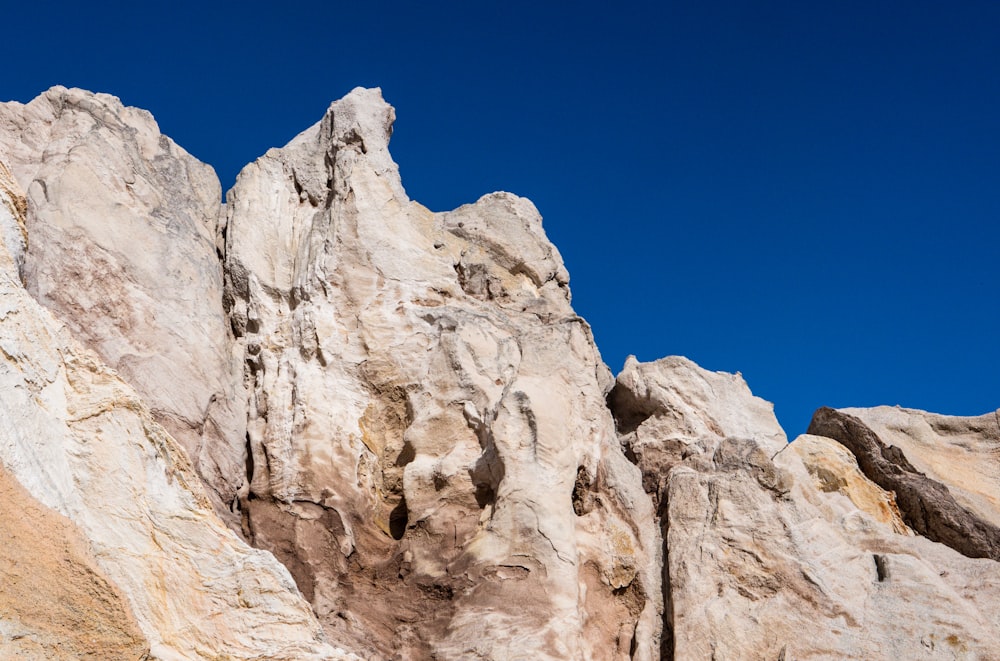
[249,86,405,209]
[223,85,659,659]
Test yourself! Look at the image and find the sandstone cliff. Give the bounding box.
[1,87,997,660]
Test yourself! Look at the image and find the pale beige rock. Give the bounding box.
[8,83,999,661]
[0,161,26,278]
[225,87,661,660]
[0,167,353,660]
[788,433,912,535]
[610,356,1000,660]
[840,405,1000,529]
[609,354,787,502]
[0,87,246,527]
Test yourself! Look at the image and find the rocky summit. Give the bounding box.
[0,87,997,660]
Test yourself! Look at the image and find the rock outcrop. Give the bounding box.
[0,128,350,660]
[809,406,1000,561]
[0,87,247,528]
[224,88,660,660]
[1,86,997,660]
[611,356,1000,660]
[837,405,1000,528]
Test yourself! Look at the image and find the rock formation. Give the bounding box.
[0,153,352,660]
[1,86,997,660]
[0,88,247,528]
[610,357,1000,659]
[809,406,1000,561]
[223,89,660,659]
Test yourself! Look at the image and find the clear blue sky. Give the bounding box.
[5,1,999,435]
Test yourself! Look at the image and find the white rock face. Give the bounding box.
[610,356,1000,660]
[0,87,247,527]
[609,355,787,501]
[224,87,661,660]
[0,160,352,660]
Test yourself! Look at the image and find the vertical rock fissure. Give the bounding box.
[873,554,889,582]
[659,493,675,661]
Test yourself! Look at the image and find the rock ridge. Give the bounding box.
[1,85,998,660]
[222,86,661,659]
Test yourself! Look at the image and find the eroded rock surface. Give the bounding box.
[839,405,1000,529]
[0,158,350,660]
[225,87,661,660]
[809,406,1000,561]
[788,433,911,535]
[611,356,1000,660]
[0,463,148,660]
[3,85,998,661]
[0,87,247,527]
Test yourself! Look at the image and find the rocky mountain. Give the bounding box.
[1,87,997,660]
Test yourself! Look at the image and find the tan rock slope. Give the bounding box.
[0,462,147,660]
[1,87,997,660]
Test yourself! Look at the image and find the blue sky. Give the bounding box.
[5,1,999,434]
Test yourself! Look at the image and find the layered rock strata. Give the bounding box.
[809,406,1000,561]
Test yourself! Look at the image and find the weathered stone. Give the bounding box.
[5,84,999,661]
[0,87,247,528]
[0,463,148,660]
[787,433,911,535]
[609,354,787,505]
[809,406,1000,561]
[839,405,1000,529]
[0,160,353,660]
[612,356,1000,660]
[0,161,26,278]
[225,87,662,660]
